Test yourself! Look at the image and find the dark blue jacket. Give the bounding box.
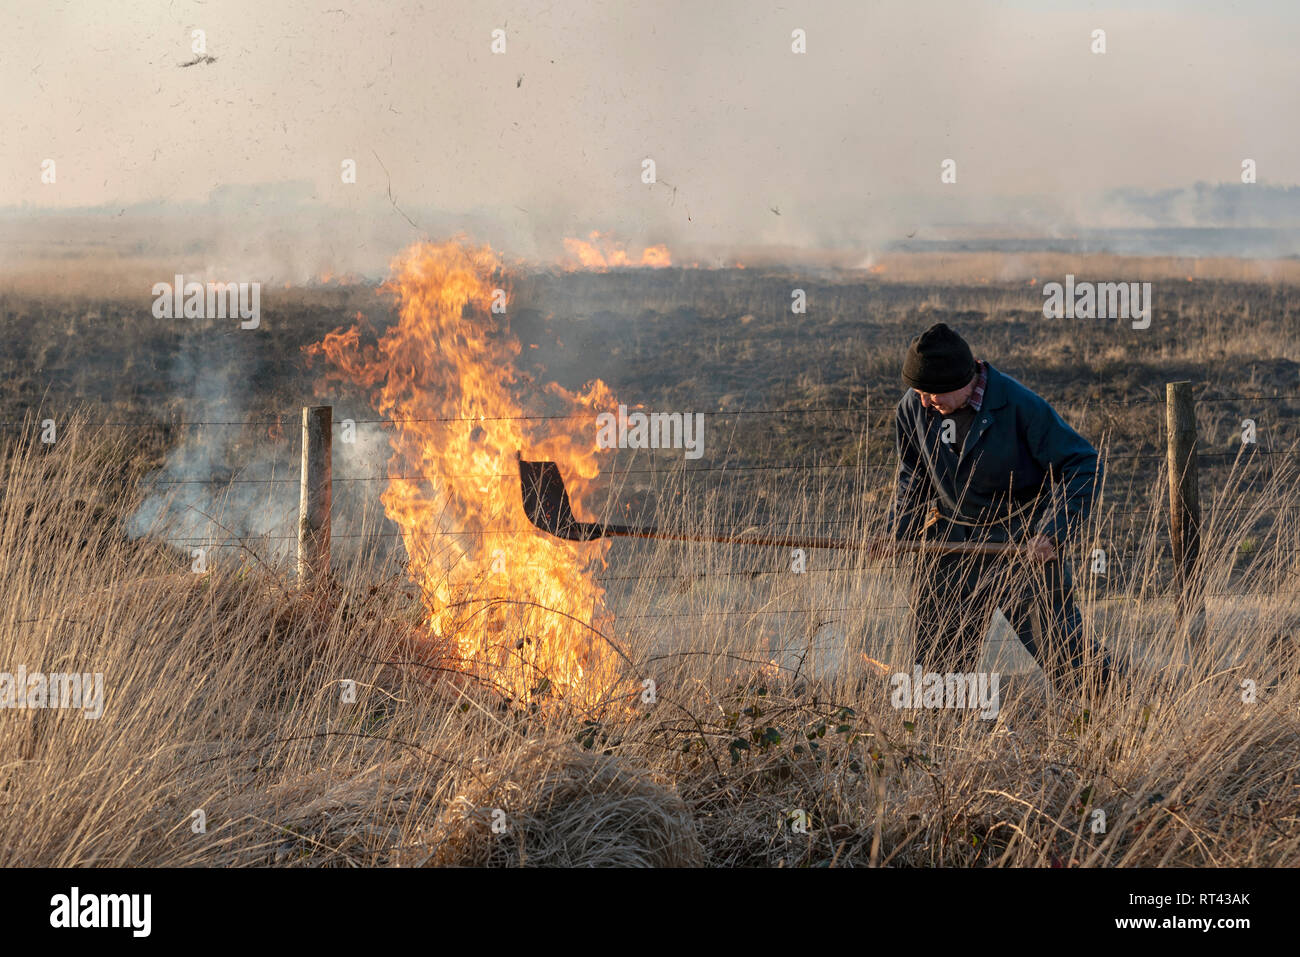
[887,362,1100,546]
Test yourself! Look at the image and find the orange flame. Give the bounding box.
[308,240,621,705]
[562,231,671,270]
[314,270,363,286]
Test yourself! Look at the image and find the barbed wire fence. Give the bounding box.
[5,385,1298,627]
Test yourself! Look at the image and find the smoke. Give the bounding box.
[124,324,396,571]
[124,329,294,561]
[10,178,1300,298]
[8,1,1300,269]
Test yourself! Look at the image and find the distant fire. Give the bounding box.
[562,231,671,270]
[307,240,621,705]
[313,270,364,286]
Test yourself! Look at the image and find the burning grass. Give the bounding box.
[305,240,623,707]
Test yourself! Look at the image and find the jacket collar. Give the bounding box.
[954,362,1006,467]
[976,361,1010,411]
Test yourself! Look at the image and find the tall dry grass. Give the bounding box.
[1,414,1298,867]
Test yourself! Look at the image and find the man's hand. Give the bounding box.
[1025,533,1057,563]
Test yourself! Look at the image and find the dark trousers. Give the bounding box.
[910,552,1119,697]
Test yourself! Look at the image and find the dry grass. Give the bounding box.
[2,411,1298,868]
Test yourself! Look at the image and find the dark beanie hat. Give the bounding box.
[902,322,976,393]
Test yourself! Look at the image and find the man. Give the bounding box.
[886,322,1119,697]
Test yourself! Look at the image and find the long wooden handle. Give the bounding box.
[600,525,1019,555]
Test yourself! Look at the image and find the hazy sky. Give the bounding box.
[3,0,1299,256]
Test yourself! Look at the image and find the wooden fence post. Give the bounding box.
[1166,382,1204,633]
[298,406,332,588]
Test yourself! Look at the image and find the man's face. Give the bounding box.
[916,378,976,415]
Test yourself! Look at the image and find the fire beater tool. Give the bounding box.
[517,455,1020,558]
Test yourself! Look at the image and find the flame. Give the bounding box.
[307,240,621,705]
[639,244,672,268]
[562,231,671,270]
[314,270,363,286]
